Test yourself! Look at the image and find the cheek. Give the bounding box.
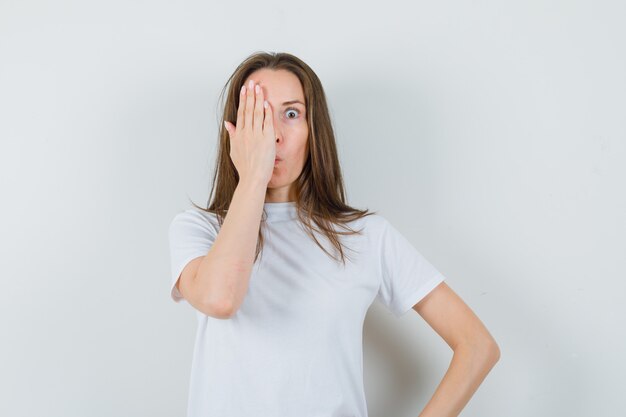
[277,145,307,176]
[282,120,307,132]
[283,124,308,151]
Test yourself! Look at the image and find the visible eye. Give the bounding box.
[284,107,301,119]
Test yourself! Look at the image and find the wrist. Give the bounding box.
[236,177,268,194]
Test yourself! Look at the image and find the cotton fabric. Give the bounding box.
[168,201,446,417]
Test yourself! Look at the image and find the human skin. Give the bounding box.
[225,68,309,203]
[412,282,501,416]
[181,72,310,316]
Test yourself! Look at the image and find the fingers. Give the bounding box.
[244,79,255,132]
[235,84,246,131]
[263,98,273,136]
[253,83,265,135]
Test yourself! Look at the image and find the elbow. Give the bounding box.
[201,297,237,320]
[196,259,250,319]
[492,337,501,359]
[456,336,501,364]
[481,338,501,364]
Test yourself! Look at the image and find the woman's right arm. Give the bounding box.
[178,79,276,319]
[179,178,267,318]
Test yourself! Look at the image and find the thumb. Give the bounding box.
[223,120,233,135]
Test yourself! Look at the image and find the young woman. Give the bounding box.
[169,51,500,417]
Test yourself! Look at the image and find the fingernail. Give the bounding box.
[264,100,268,108]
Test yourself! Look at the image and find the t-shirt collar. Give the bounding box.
[263,201,298,222]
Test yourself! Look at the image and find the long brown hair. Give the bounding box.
[191,51,377,266]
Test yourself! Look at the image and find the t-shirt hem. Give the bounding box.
[393,275,446,318]
[171,252,207,304]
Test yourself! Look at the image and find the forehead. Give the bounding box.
[244,69,305,103]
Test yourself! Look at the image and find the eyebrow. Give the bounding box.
[282,100,305,106]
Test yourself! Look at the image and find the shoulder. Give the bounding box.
[358,213,409,244]
[169,207,220,235]
[359,212,389,230]
[347,212,389,240]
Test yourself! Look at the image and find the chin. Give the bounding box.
[267,176,289,189]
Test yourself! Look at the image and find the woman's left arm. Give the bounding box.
[411,281,501,417]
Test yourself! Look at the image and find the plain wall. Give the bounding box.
[1,1,624,416]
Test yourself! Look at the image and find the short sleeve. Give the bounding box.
[168,208,218,304]
[376,217,446,318]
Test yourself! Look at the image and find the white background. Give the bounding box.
[1,1,624,416]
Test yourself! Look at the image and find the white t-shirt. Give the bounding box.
[168,201,446,417]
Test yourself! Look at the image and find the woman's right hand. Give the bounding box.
[223,79,276,186]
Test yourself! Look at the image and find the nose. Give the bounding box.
[272,115,283,143]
